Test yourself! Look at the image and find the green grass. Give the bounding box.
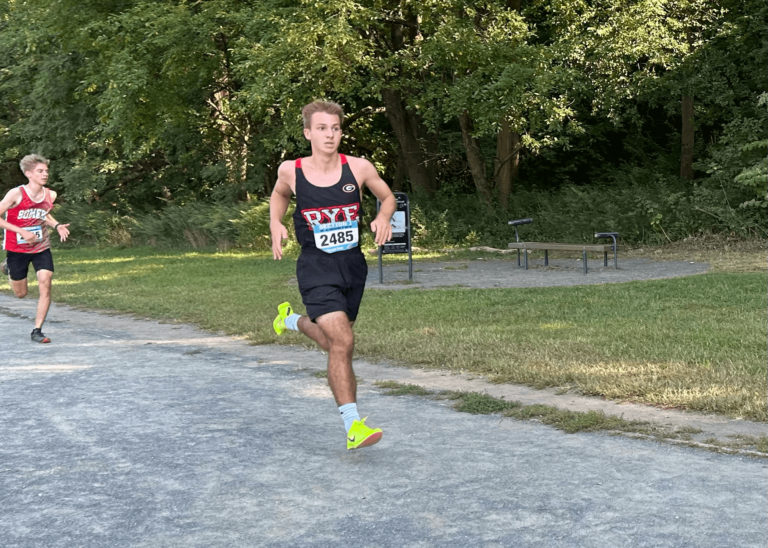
[372,382,768,453]
[442,391,649,434]
[4,246,766,421]
[374,380,433,396]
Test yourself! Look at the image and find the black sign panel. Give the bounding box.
[377,192,410,255]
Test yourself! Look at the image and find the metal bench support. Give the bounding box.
[508,218,533,269]
[595,232,619,269]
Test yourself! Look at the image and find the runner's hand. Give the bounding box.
[20,229,39,244]
[371,216,392,246]
[56,223,70,242]
[270,221,289,260]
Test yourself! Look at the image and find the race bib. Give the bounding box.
[313,220,359,253]
[17,225,43,245]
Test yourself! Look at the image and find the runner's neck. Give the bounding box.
[304,152,342,174]
[24,183,46,203]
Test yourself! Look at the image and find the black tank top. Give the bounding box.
[293,154,364,254]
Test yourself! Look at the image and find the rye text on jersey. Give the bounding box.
[301,204,360,229]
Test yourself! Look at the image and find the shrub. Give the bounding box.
[53,202,136,247]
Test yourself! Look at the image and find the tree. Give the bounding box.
[544,0,724,180]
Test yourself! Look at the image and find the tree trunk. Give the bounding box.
[411,108,440,192]
[392,151,406,191]
[459,111,493,208]
[680,94,694,180]
[495,119,520,210]
[382,88,436,193]
[264,151,281,197]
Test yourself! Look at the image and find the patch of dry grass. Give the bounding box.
[456,233,767,274]
[622,234,767,273]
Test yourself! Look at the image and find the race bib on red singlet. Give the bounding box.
[16,225,43,245]
[313,221,359,253]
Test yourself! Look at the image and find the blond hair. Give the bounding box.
[302,101,344,129]
[20,153,49,174]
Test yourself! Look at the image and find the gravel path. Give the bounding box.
[367,258,710,289]
[1,296,766,548]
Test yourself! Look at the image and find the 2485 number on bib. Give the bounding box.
[314,221,359,253]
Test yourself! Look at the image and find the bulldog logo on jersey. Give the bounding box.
[301,203,360,230]
[342,184,356,193]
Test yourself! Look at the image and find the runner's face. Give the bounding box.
[25,164,49,186]
[304,112,342,154]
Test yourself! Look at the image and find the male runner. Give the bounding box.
[0,154,70,343]
[269,101,396,450]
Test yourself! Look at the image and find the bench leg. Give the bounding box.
[583,250,587,275]
[544,250,548,266]
[524,250,528,270]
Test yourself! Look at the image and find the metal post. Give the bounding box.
[544,250,548,266]
[583,250,587,275]
[515,227,521,268]
[595,232,619,270]
[524,248,529,270]
[378,246,383,284]
[407,201,413,281]
[604,252,608,267]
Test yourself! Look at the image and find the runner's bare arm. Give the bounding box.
[269,161,296,260]
[44,190,70,242]
[353,158,396,246]
[0,188,38,242]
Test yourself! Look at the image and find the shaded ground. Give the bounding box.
[367,258,710,290]
[1,297,766,548]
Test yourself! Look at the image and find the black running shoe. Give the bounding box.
[0,259,7,276]
[31,328,51,343]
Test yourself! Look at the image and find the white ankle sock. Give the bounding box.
[284,314,301,331]
[338,403,360,433]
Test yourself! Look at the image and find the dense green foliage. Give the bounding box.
[1,0,765,245]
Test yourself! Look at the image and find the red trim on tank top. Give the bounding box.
[296,155,346,169]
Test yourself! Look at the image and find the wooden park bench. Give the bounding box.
[507,218,619,275]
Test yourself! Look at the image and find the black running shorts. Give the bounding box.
[5,249,54,281]
[296,250,368,322]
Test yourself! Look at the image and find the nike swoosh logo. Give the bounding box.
[348,436,355,442]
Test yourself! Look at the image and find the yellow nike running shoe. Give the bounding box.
[273,301,293,335]
[347,417,383,450]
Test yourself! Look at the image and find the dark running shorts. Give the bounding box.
[296,250,368,322]
[5,249,54,281]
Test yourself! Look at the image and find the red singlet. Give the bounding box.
[3,185,53,254]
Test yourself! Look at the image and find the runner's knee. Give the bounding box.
[331,332,354,351]
[323,323,354,350]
